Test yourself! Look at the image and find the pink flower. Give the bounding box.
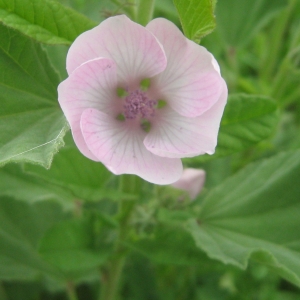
[58,15,227,185]
[171,169,206,200]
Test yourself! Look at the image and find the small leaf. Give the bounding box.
[0,24,68,168]
[0,0,96,45]
[173,0,216,43]
[217,94,278,156]
[187,149,300,286]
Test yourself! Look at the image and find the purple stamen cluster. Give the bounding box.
[123,90,157,120]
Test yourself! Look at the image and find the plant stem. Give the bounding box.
[136,0,156,25]
[262,0,296,81]
[100,175,138,300]
[100,255,126,300]
[66,282,78,300]
[124,0,137,22]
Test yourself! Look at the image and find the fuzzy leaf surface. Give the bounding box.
[173,0,215,43]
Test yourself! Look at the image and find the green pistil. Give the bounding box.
[117,87,128,98]
[157,99,167,108]
[140,78,151,91]
[116,113,125,121]
[141,119,151,132]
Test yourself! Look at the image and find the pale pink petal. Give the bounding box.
[172,169,206,199]
[80,108,183,184]
[58,58,118,160]
[67,15,167,86]
[195,79,228,145]
[211,56,221,74]
[144,80,228,158]
[146,18,223,118]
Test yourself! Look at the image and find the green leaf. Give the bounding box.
[0,197,65,280]
[186,150,300,286]
[24,133,129,202]
[39,215,112,276]
[0,164,73,205]
[0,0,96,45]
[173,0,216,43]
[215,0,286,48]
[0,23,68,168]
[42,44,69,81]
[185,94,278,164]
[217,94,278,156]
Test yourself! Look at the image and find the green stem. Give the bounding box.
[262,0,296,81]
[100,251,126,300]
[136,0,156,25]
[66,282,79,300]
[226,46,240,91]
[125,0,137,22]
[100,175,138,300]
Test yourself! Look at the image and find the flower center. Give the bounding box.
[123,89,157,120]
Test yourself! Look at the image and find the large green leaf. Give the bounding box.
[185,94,278,164]
[186,150,300,286]
[173,0,216,43]
[0,198,65,280]
[0,0,96,45]
[0,24,68,168]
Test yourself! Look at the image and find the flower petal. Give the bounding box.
[147,18,224,117]
[144,80,228,158]
[80,108,183,184]
[58,57,118,160]
[171,168,206,200]
[67,15,167,86]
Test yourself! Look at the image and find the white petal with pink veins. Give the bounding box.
[144,80,228,158]
[144,108,215,158]
[147,18,223,118]
[80,108,183,184]
[67,15,167,86]
[58,57,118,160]
[194,80,228,144]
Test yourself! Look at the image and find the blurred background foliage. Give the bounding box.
[0,0,300,299]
